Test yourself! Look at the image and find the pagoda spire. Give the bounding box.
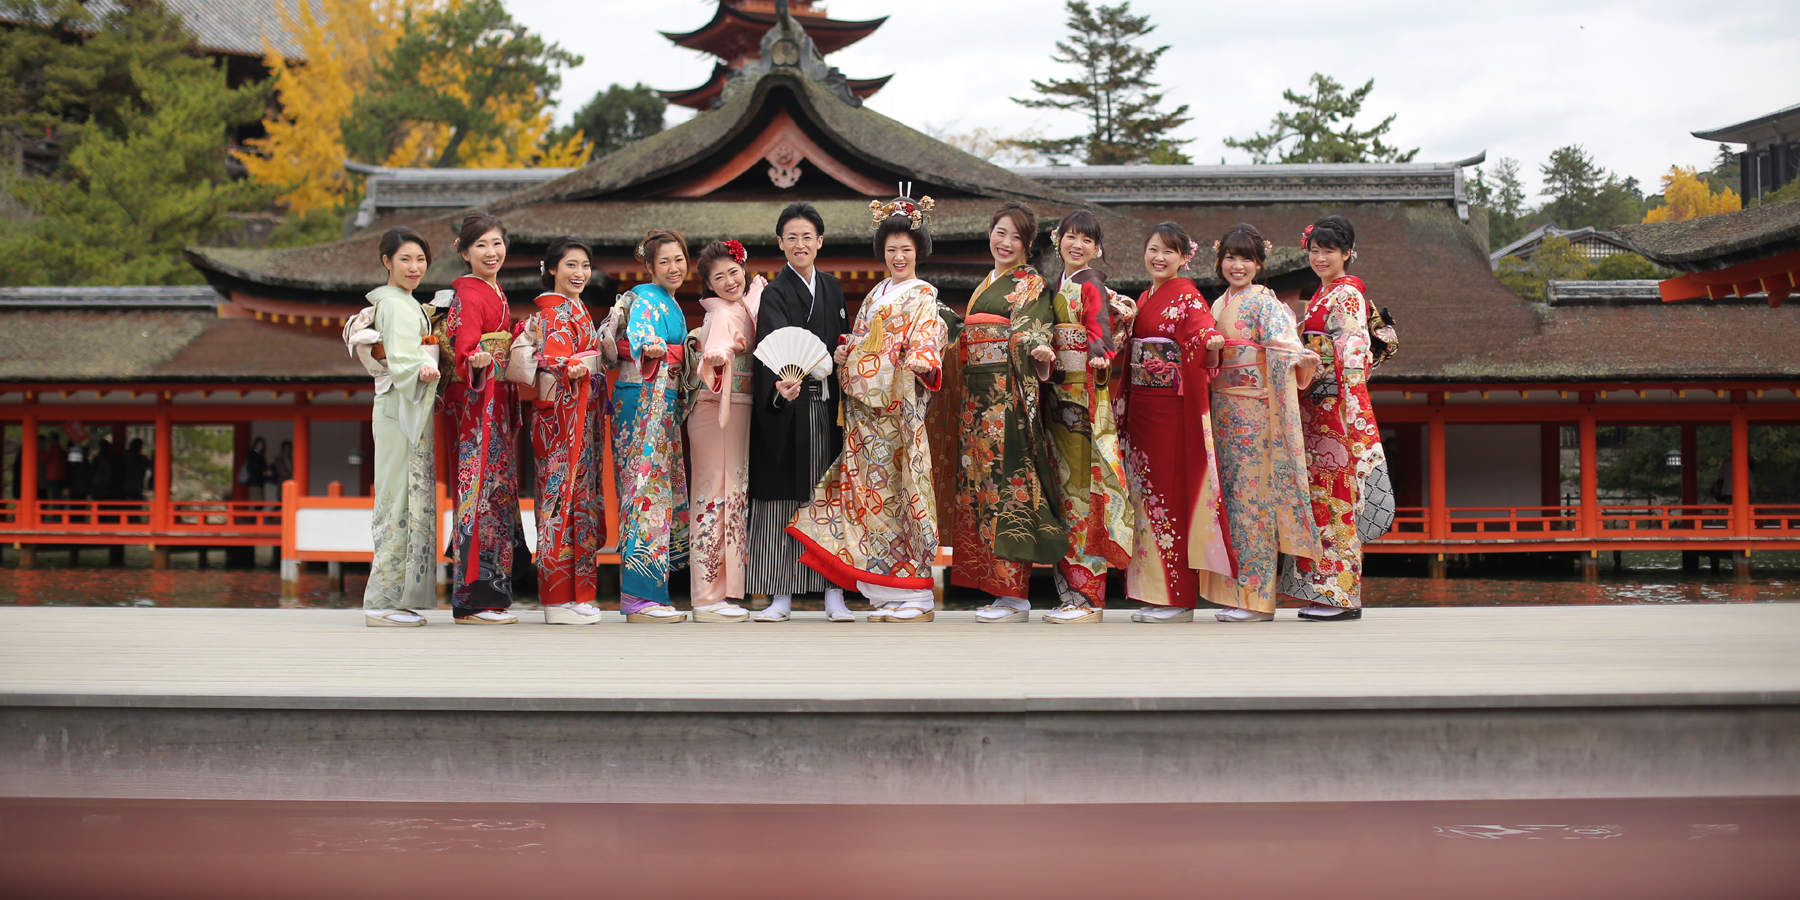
[657,1,891,111]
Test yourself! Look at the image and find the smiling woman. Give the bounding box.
[362,226,441,627]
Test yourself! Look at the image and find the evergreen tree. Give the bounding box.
[0,0,271,285]
[1470,156,1528,249]
[556,83,666,159]
[1011,0,1191,165]
[1538,144,1644,230]
[1224,74,1417,164]
[344,0,581,169]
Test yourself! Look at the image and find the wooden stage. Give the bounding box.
[2,604,1797,806]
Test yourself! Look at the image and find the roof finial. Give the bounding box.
[776,0,790,20]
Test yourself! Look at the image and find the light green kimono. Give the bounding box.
[365,285,438,610]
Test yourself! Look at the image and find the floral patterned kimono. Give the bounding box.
[527,291,606,607]
[788,278,949,598]
[1279,275,1383,608]
[1200,284,1321,613]
[618,283,689,609]
[950,265,1067,598]
[364,285,437,611]
[1044,270,1132,606]
[685,280,761,607]
[446,275,521,613]
[1119,277,1234,609]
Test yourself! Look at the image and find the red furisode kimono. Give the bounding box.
[527,291,606,606]
[1119,277,1234,608]
[1280,275,1384,608]
[445,275,522,611]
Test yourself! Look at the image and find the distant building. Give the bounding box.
[1489,223,1641,271]
[1694,102,1800,202]
[658,0,890,111]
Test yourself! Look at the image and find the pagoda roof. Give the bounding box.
[663,2,885,65]
[661,62,890,111]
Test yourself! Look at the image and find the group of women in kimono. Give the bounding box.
[357,197,1387,627]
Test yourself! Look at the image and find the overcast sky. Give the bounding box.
[510,0,1799,201]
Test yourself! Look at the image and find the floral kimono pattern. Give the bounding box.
[1199,285,1322,613]
[528,292,607,607]
[365,285,437,611]
[1045,273,1132,606]
[951,265,1067,598]
[1118,277,1234,609]
[685,280,761,606]
[1279,276,1384,608]
[789,278,949,591]
[445,275,521,611]
[619,283,689,606]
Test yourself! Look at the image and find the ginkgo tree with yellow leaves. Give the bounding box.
[236,0,588,219]
[1642,166,1741,223]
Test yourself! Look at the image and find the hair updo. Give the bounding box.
[695,241,746,286]
[454,212,506,255]
[635,229,688,271]
[539,235,593,291]
[1214,223,1268,281]
[379,226,432,266]
[1304,215,1356,268]
[873,214,931,258]
[989,201,1038,246]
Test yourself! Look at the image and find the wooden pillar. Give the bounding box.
[1427,413,1447,540]
[1540,424,1562,508]
[1578,410,1598,538]
[152,545,169,569]
[1679,424,1698,506]
[327,560,344,593]
[153,404,172,534]
[1394,423,1423,510]
[19,408,38,529]
[231,422,250,502]
[292,395,311,498]
[1730,404,1750,537]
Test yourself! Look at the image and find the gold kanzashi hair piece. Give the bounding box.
[869,182,935,230]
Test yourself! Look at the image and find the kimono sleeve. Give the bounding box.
[1327,285,1373,383]
[625,290,663,361]
[904,288,949,391]
[376,295,429,399]
[448,288,484,384]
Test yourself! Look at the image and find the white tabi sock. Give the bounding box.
[1139,605,1188,621]
[823,588,849,617]
[767,594,793,616]
[990,596,1029,612]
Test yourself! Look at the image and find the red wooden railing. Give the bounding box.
[1751,505,1800,535]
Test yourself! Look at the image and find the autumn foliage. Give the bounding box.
[1642,166,1742,223]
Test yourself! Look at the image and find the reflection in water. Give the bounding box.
[2,548,1796,609]
[2,797,1795,899]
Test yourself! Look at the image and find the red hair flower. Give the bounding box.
[723,239,747,265]
[1301,224,1315,248]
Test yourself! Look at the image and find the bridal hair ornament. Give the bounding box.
[724,239,748,265]
[869,182,935,230]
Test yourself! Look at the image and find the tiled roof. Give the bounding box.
[0,0,309,59]
[0,310,362,383]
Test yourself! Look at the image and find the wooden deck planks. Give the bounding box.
[1,604,1797,711]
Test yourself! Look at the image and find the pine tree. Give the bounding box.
[343,0,583,169]
[2,61,271,284]
[1010,0,1190,165]
[1470,157,1527,249]
[1538,145,1643,230]
[1224,74,1417,164]
[557,83,667,159]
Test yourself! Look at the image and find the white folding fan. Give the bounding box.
[754,326,831,383]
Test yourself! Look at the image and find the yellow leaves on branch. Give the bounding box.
[1642,166,1741,224]
[235,0,419,215]
[237,0,587,214]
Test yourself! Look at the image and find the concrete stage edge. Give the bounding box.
[1,605,1797,804]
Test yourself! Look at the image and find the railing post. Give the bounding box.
[1578,409,1598,539]
[1427,412,1447,541]
[280,479,300,598]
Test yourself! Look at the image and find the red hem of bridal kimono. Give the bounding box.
[786,526,935,591]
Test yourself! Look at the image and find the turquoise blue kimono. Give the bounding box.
[617,283,690,608]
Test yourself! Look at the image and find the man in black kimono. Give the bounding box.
[748,202,851,621]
